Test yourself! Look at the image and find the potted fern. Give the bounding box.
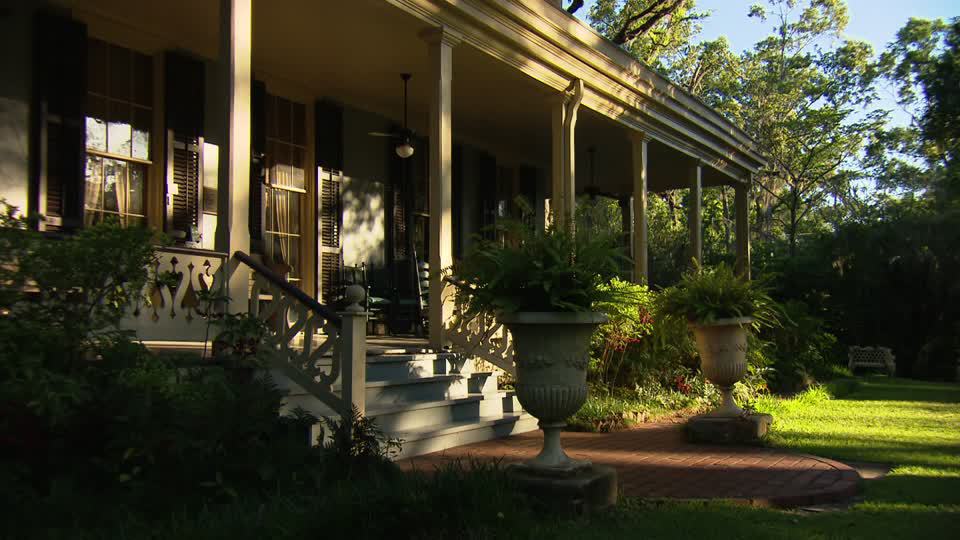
[658,263,778,417]
[448,219,627,474]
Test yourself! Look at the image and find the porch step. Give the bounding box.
[283,373,469,410]
[148,340,534,456]
[392,412,540,460]
[368,391,521,433]
[365,352,465,381]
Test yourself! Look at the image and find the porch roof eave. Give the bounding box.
[386,0,767,182]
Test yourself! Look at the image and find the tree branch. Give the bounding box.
[566,0,585,15]
[612,0,685,46]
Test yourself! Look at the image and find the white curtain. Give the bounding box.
[115,160,130,226]
[84,156,104,224]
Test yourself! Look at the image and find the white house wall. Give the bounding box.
[0,2,39,216]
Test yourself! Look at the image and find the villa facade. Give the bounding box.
[0,0,765,455]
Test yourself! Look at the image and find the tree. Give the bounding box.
[586,0,708,67]
[877,17,960,199]
[735,0,883,255]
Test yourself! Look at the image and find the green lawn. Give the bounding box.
[544,376,960,539]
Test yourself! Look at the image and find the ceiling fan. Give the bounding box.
[369,73,416,158]
[581,146,619,199]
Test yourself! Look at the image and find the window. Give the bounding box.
[84,39,152,227]
[264,95,307,285]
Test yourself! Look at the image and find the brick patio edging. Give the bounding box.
[398,424,863,509]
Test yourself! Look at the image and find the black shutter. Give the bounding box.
[164,51,204,244]
[318,170,342,305]
[315,100,343,171]
[32,12,87,230]
[315,100,344,302]
[249,79,266,253]
[478,151,497,239]
[518,165,538,225]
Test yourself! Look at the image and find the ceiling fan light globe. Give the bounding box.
[396,143,415,159]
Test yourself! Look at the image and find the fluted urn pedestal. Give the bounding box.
[691,317,752,417]
[500,311,618,511]
[500,311,607,475]
[687,316,772,444]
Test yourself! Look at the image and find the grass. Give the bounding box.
[544,376,960,539]
[25,377,960,539]
[567,392,707,431]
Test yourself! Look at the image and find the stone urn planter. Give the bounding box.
[690,316,752,417]
[500,311,607,475]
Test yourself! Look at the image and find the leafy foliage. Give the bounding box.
[319,405,403,474]
[590,278,655,391]
[657,262,780,326]
[449,218,629,316]
[212,312,277,370]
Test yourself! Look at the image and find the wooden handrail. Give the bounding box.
[232,250,342,327]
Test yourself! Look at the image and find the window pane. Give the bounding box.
[277,97,291,141]
[289,191,301,234]
[132,106,151,160]
[287,237,300,279]
[85,155,104,212]
[266,95,278,139]
[109,44,132,102]
[86,96,107,152]
[291,147,305,190]
[102,158,126,213]
[292,102,305,146]
[132,52,153,107]
[129,163,146,215]
[88,39,108,96]
[108,101,132,156]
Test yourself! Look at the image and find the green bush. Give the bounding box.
[589,278,655,390]
[448,217,629,316]
[0,212,402,536]
[657,262,780,327]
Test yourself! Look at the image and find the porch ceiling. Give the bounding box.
[68,0,737,194]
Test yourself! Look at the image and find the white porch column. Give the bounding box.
[735,177,751,279]
[216,0,252,312]
[422,27,460,349]
[550,79,583,229]
[688,161,703,266]
[630,132,649,283]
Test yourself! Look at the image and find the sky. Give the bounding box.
[574,0,958,126]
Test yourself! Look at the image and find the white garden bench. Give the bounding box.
[848,346,896,375]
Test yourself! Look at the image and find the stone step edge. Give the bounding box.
[366,392,507,418]
[283,373,468,397]
[390,412,536,443]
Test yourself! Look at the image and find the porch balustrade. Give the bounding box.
[236,251,368,417]
[443,286,516,376]
[124,247,367,418]
[122,245,228,343]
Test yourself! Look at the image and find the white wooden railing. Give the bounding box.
[124,247,367,418]
[443,288,516,376]
[236,251,368,417]
[122,246,227,342]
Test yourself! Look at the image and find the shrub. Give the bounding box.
[448,217,629,316]
[589,278,655,390]
[0,212,404,536]
[657,262,780,327]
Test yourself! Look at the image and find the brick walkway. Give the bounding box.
[399,423,860,508]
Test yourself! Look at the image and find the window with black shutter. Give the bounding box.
[263,94,307,286]
[83,38,153,228]
[317,168,342,304]
[32,13,87,231]
[164,52,204,246]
